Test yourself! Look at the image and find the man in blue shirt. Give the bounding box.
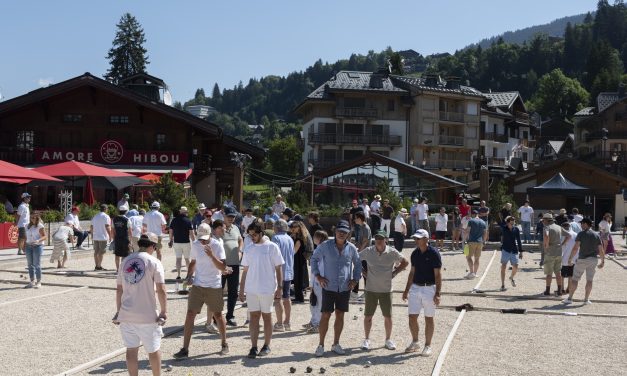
[311,220,362,357]
[465,210,487,279]
[500,216,523,291]
[271,219,295,332]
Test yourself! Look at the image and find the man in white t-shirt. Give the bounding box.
[173,222,229,359]
[434,207,448,251]
[571,208,583,223]
[241,208,256,237]
[416,198,430,232]
[128,209,145,252]
[15,192,31,255]
[560,222,578,295]
[370,194,382,232]
[90,204,112,271]
[239,222,284,359]
[143,201,167,260]
[517,201,534,244]
[114,232,167,376]
[65,206,89,250]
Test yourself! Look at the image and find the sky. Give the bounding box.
[0,0,598,103]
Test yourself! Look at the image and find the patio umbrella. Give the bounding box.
[0,159,62,182]
[84,177,96,205]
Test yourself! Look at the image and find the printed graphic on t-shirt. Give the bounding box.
[123,258,146,284]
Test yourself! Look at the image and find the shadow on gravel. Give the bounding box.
[329,351,416,368]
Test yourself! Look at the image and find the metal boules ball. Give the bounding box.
[306,366,313,373]
[320,367,326,374]
[165,364,173,372]
[365,360,372,368]
[290,367,296,374]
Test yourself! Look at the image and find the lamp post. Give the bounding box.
[308,163,314,207]
[612,152,618,174]
[602,128,609,164]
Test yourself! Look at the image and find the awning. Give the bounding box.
[117,168,193,183]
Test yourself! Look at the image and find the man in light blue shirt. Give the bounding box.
[271,219,295,331]
[465,210,487,279]
[311,220,361,357]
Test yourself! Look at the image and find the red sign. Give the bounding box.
[34,140,189,166]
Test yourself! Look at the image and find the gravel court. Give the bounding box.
[438,310,627,376]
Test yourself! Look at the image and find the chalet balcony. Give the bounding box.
[486,157,507,167]
[514,111,530,125]
[439,135,464,146]
[308,132,402,146]
[521,139,536,148]
[422,160,472,169]
[335,107,378,118]
[0,148,34,164]
[483,132,509,143]
[439,111,465,123]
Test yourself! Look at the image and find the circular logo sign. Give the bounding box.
[8,225,18,244]
[100,140,124,164]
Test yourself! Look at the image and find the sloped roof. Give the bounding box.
[574,107,596,116]
[0,73,264,159]
[597,92,619,112]
[530,172,588,192]
[392,75,485,98]
[305,71,408,100]
[306,152,467,188]
[484,92,520,108]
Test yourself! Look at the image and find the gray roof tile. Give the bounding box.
[483,92,520,108]
[392,76,485,98]
[597,92,619,113]
[574,107,596,116]
[306,71,408,100]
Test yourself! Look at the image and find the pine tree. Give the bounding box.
[212,83,221,99]
[105,13,149,84]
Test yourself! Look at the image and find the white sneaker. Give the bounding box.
[206,323,218,334]
[315,345,324,357]
[405,341,420,353]
[361,339,370,350]
[385,339,396,350]
[584,299,593,305]
[77,246,87,251]
[357,293,365,301]
[421,345,433,357]
[25,281,35,289]
[469,273,476,279]
[331,343,345,355]
[464,272,473,279]
[34,282,42,289]
[562,297,573,304]
[273,323,285,332]
[350,292,359,300]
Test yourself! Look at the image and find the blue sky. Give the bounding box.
[0,0,597,102]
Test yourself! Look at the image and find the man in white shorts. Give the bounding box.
[402,229,442,357]
[562,217,604,305]
[173,221,229,358]
[239,223,284,359]
[143,201,167,260]
[168,206,195,280]
[114,232,167,376]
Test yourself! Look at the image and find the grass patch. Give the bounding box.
[244,184,270,192]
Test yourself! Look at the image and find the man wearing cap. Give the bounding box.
[174,221,229,359]
[464,210,487,279]
[114,232,167,376]
[129,209,146,252]
[403,229,442,357]
[352,211,371,300]
[562,217,604,305]
[392,208,408,252]
[142,202,167,261]
[169,206,196,280]
[192,204,207,233]
[311,220,362,357]
[542,213,566,296]
[15,192,31,255]
[556,208,569,226]
[264,207,279,222]
[126,204,139,218]
[91,204,112,271]
[65,206,89,251]
[271,219,295,332]
[360,198,371,226]
[241,208,256,236]
[222,206,244,326]
[370,195,382,233]
[112,205,132,272]
[272,195,287,217]
[360,230,409,351]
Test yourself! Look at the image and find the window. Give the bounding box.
[423,122,434,135]
[370,124,386,136]
[344,123,363,135]
[322,149,337,161]
[480,121,486,131]
[63,114,82,123]
[16,131,34,150]
[467,127,477,138]
[343,149,364,160]
[156,133,166,150]
[344,97,365,108]
[523,131,528,139]
[110,115,129,124]
[320,123,336,134]
[492,148,497,157]
[387,99,395,111]
[522,152,529,161]
[466,103,478,115]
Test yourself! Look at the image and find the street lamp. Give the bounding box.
[602,128,609,163]
[308,163,314,207]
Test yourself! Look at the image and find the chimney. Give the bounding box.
[424,74,439,87]
[445,76,461,90]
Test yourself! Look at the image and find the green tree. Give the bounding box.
[487,180,516,224]
[105,13,149,84]
[528,69,589,119]
[266,137,301,176]
[151,173,197,217]
[389,52,404,75]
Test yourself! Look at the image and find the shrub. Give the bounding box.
[0,205,14,223]
[40,209,64,223]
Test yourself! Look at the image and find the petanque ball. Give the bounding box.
[290,367,296,373]
[359,307,363,311]
[306,366,313,373]
[353,315,358,320]
[365,360,372,368]
[165,364,172,371]
[320,367,326,374]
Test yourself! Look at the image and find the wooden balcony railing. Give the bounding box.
[439,135,464,146]
[335,107,378,118]
[308,132,402,146]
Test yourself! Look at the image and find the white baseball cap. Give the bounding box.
[151,201,160,209]
[411,229,430,239]
[197,223,211,240]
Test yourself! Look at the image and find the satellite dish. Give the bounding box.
[163,89,173,106]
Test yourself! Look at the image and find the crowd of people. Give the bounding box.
[12,191,614,376]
